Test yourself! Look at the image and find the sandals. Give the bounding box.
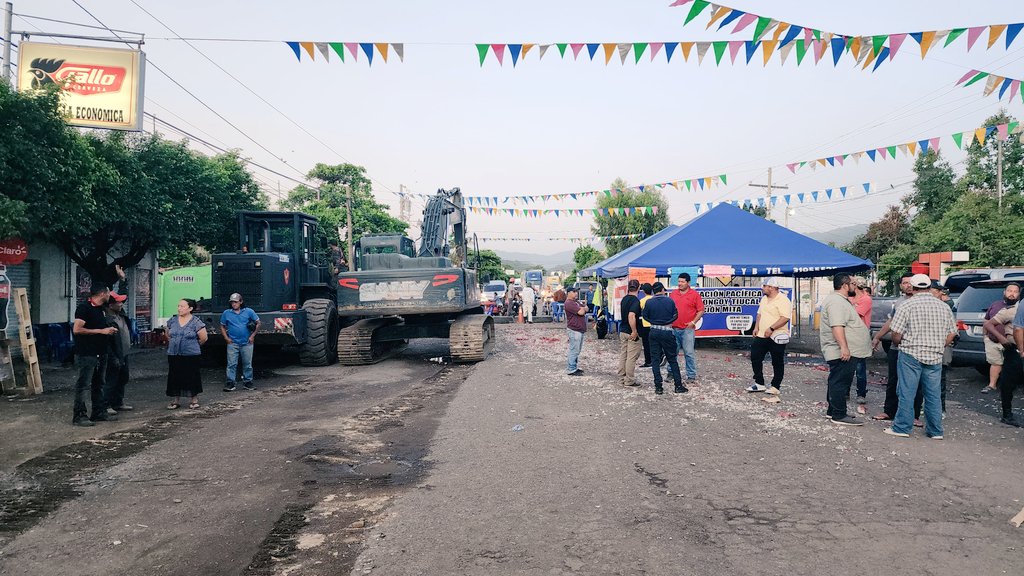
[188,400,200,410]
[167,402,180,410]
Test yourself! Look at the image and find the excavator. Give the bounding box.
[335,187,495,364]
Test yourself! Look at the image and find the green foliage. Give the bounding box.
[476,249,508,283]
[844,205,913,263]
[959,110,1024,196]
[565,244,604,286]
[907,150,957,223]
[742,203,775,222]
[281,163,407,258]
[0,83,265,285]
[592,178,671,257]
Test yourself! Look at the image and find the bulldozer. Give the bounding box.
[335,187,495,364]
[196,211,341,366]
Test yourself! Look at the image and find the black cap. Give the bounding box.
[652,281,666,294]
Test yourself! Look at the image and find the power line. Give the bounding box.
[14,12,142,35]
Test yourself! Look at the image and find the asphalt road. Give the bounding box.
[2,324,1023,576]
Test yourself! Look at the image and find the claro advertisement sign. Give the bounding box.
[17,42,145,131]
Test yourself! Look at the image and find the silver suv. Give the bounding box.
[946,268,1024,304]
[951,280,1021,370]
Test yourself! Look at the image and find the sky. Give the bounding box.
[9,0,1024,256]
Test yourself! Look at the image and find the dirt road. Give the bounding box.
[2,324,1023,575]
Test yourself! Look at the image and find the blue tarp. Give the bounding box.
[578,225,679,278]
[594,203,873,278]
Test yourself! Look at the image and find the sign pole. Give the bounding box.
[2,2,12,85]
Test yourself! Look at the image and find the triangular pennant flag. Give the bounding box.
[713,41,728,65]
[866,149,877,161]
[745,40,759,64]
[825,189,833,199]
[918,139,930,153]
[570,43,585,60]
[781,25,802,47]
[603,43,617,64]
[988,24,1008,49]
[839,187,847,197]
[618,43,631,64]
[728,40,743,64]
[861,44,879,69]
[849,36,862,58]
[538,44,550,60]
[300,42,316,60]
[684,180,692,191]
[707,202,714,210]
[522,44,534,60]
[943,28,966,48]
[811,191,819,202]
[733,13,759,34]
[999,78,1014,100]
[753,16,773,42]
[758,197,765,207]
[706,5,731,29]
[375,43,389,63]
[476,44,490,66]
[966,26,985,51]
[797,193,805,203]
[964,71,989,86]
[696,42,712,64]
[492,44,506,65]
[872,47,891,71]
[633,43,648,63]
[650,42,664,61]
[929,137,940,151]
[508,44,523,66]
[762,40,778,65]
[778,41,795,65]
[813,39,828,64]
[556,43,568,57]
[1012,81,1022,103]
[952,132,964,149]
[698,178,705,190]
[975,127,988,144]
[871,34,887,55]
[586,43,600,61]
[863,183,871,193]
[392,43,404,62]
[956,69,979,84]
[835,155,845,166]
[998,123,1010,141]
[718,9,745,30]
[360,43,374,65]
[329,42,346,62]
[907,141,918,155]
[315,42,331,62]
[878,147,888,160]
[285,41,302,61]
[889,33,908,60]
[1011,121,1021,133]
[1008,23,1024,48]
[983,75,1002,96]
[694,203,702,213]
[826,157,835,166]
[684,0,712,25]
[784,194,791,205]
[665,41,680,62]
[831,37,845,66]
[344,42,359,60]
[720,174,727,185]
[887,145,898,158]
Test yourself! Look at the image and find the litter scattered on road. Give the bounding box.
[1011,506,1024,528]
[511,424,525,432]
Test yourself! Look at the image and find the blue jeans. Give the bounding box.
[226,342,254,384]
[893,352,943,437]
[566,329,584,373]
[551,302,564,322]
[673,328,697,380]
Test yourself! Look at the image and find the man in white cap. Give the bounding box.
[747,278,791,398]
[220,293,260,391]
[883,274,957,439]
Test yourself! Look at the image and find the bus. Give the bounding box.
[524,270,543,290]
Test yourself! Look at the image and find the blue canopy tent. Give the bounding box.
[578,225,680,278]
[626,204,873,277]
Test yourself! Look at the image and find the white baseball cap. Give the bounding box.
[762,278,782,287]
[909,274,932,289]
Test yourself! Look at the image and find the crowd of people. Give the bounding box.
[557,269,1024,438]
[71,286,261,426]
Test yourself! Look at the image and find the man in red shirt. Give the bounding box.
[670,273,704,382]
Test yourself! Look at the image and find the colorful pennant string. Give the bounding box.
[956,69,1024,101]
[693,182,876,213]
[466,206,659,218]
[478,234,645,243]
[285,42,404,64]
[395,175,726,205]
[785,122,1022,173]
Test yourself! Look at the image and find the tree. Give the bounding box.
[906,150,957,222]
[282,163,406,259]
[591,178,670,257]
[958,110,1024,196]
[476,249,508,283]
[564,244,604,286]
[844,205,913,263]
[742,203,775,222]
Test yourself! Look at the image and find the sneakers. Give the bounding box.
[831,416,864,426]
[1000,416,1021,427]
[242,381,256,391]
[765,387,780,395]
[106,407,118,416]
[567,369,584,376]
[654,388,664,395]
[927,434,944,440]
[883,427,910,438]
[747,383,767,393]
[223,382,237,392]
[673,385,689,394]
[72,419,95,427]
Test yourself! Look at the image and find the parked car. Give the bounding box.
[482,280,507,302]
[945,268,1024,305]
[951,280,1015,371]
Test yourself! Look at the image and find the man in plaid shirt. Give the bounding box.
[883,274,957,439]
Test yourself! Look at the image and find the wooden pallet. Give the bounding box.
[14,288,42,395]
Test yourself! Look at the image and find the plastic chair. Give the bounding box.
[47,323,74,363]
[129,318,140,346]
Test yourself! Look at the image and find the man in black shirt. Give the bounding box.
[642,282,686,395]
[72,285,118,426]
[617,279,643,387]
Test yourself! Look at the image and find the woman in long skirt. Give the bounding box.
[166,299,208,409]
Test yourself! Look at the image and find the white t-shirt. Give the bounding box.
[522,287,535,301]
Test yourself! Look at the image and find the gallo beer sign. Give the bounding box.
[17,42,145,131]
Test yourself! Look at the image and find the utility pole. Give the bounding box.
[997,139,1004,210]
[345,185,354,269]
[749,167,789,218]
[2,3,13,86]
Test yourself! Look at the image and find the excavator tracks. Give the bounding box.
[337,318,407,366]
[449,314,495,363]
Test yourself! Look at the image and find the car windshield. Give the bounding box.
[484,283,505,292]
[956,287,1005,314]
[945,274,990,294]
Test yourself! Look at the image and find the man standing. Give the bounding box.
[71,285,118,426]
[638,283,654,367]
[642,282,686,395]
[617,279,643,387]
[670,273,704,383]
[747,278,792,397]
[522,284,536,324]
[221,293,260,391]
[819,274,871,426]
[986,285,1021,426]
[871,273,918,421]
[564,288,588,376]
[981,284,1020,393]
[883,274,957,439]
[103,292,134,416]
[1010,304,1024,427]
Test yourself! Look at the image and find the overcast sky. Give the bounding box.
[11,1,1024,254]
